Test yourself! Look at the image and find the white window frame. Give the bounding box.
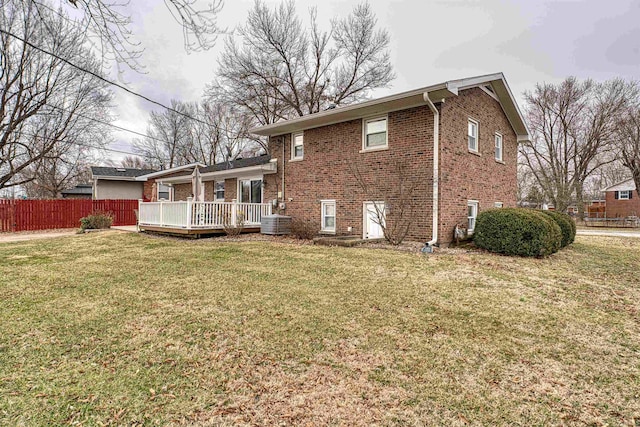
[214,180,225,201]
[467,200,479,233]
[468,118,479,153]
[237,177,263,204]
[321,200,336,233]
[619,190,631,200]
[362,115,388,152]
[494,132,503,162]
[291,131,304,160]
[157,183,173,201]
[494,202,503,208]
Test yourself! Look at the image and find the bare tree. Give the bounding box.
[615,96,640,198]
[211,0,394,127]
[350,159,418,245]
[0,1,112,191]
[26,0,224,70]
[116,155,153,169]
[520,77,630,215]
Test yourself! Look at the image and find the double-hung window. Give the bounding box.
[321,200,336,233]
[363,116,388,150]
[158,183,171,200]
[292,132,304,160]
[619,190,631,200]
[468,119,479,152]
[495,133,503,161]
[467,200,479,233]
[214,181,225,201]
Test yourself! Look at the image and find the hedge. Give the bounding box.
[540,210,576,247]
[473,208,562,257]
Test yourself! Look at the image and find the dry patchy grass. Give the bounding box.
[0,232,639,426]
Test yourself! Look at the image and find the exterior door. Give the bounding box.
[364,202,385,239]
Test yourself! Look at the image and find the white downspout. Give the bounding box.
[424,93,439,246]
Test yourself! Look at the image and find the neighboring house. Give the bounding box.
[91,167,156,200]
[60,184,93,199]
[603,179,639,218]
[249,72,530,245]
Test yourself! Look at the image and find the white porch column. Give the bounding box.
[231,198,238,227]
[186,196,193,229]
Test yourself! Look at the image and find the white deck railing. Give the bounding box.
[138,199,272,230]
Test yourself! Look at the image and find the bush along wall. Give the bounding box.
[473,208,563,257]
[540,211,576,247]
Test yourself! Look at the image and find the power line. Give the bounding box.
[0,27,211,127]
[13,130,141,156]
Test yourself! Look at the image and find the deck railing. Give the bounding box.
[138,198,272,230]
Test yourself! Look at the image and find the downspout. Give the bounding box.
[424,93,439,247]
[281,136,286,206]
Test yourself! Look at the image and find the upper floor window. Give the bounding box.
[214,181,225,201]
[363,116,388,150]
[468,119,479,153]
[618,190,631,200]
[292,132,304,160]
[495,133,503,161]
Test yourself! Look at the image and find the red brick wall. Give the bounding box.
[173,183,191,201]
[143,179,155,201]
[605,190,640,217]
[438,88,518,244]
[267,106,435,241]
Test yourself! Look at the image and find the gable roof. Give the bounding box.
[91,166,156,180]
[135,162,206,181]
[603,179,636,192]
[249,72,530,142]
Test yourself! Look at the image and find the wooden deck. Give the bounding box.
[139,224,261,236]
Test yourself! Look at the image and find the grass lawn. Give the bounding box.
[0,232,639,426]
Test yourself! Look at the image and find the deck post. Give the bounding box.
[159,200,164,226]
[186,197,193,230]
[232,199,238,227]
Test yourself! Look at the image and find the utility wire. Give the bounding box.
[0,27,211,127]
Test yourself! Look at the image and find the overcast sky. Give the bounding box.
[105,0,640,163]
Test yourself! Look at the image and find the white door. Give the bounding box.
[364,202,385,239]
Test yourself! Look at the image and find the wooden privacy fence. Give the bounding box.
[0,199,139,232]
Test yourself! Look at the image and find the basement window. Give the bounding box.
[468,200,479,233]
[321,200,336,233]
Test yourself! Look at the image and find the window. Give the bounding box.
[292,132,304,160]
[158,183,171,200]
[363,116,388,150]
[495,133,503,161]
[494,202,503,208]
[214,181,225,201]
[239,179,262,204]
[619,190,631,200]
[467,201,479,232]
[468,119,478,152]
[321,200,336,233]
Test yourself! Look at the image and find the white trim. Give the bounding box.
[320,199,336,234]
[291,132,304,160]
[494,132,503,162]
[423,94,439,247]
[362,115,389,151]
[479,85,499,101]
[468,118,479,153]
[135,162,205,181]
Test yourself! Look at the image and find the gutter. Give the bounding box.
[423,93,440,247]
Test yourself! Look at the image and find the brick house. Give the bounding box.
[603,179,639,218]
[249,73,530,245]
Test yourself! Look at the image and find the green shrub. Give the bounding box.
[80,212,113,230]
[473,208,562,257]
[540,210,576,247]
